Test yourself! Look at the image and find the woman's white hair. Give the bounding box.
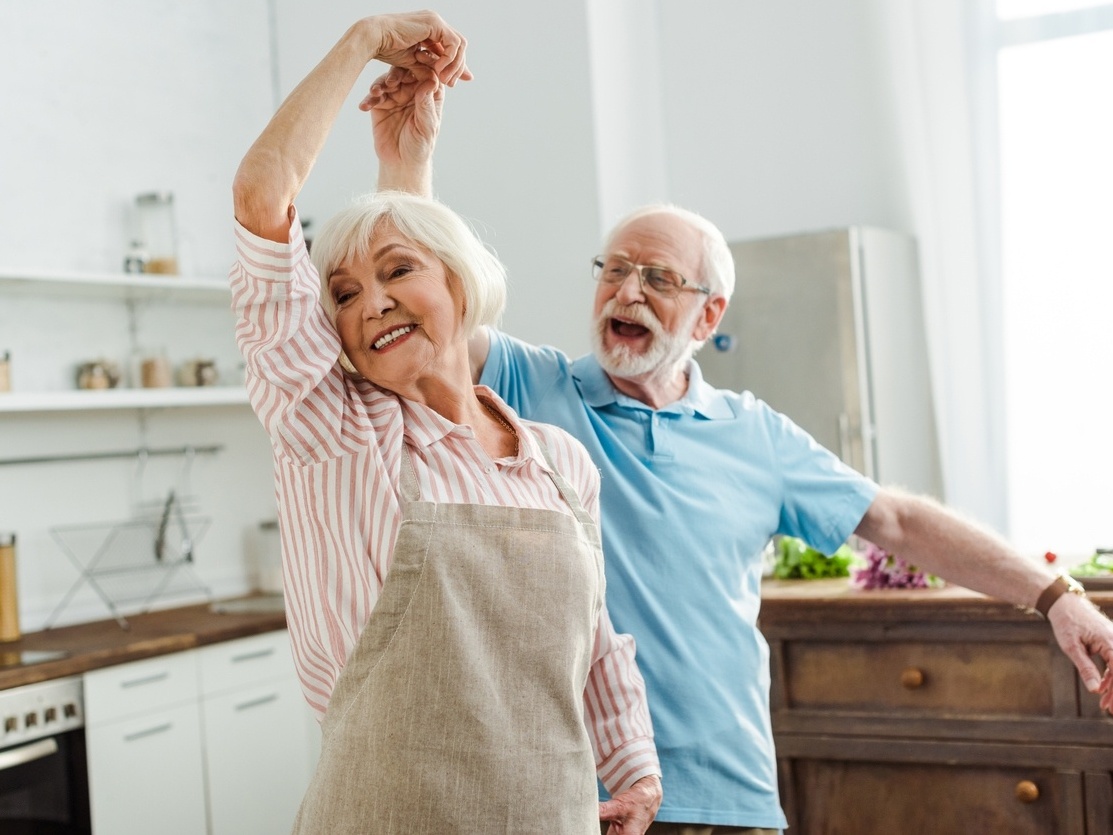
[604,203,735,301]
[310,190,506,338]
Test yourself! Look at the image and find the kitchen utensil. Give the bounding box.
[178,358,218,387]
[0,533,20,642]
[76,359,120,390]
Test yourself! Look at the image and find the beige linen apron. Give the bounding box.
[291,445,605,834]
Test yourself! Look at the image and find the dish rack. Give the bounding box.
[45,489,212,629]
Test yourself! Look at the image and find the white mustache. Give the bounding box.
[599,300,663,336]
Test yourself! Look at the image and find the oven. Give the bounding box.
[0,676,90,834]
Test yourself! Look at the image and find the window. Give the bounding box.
[984,1,1113,558]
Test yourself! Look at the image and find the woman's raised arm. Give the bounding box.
[232,11,470,242]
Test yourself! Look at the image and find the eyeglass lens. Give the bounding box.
[592,257,686,296]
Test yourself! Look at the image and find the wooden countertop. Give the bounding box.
[760,577,1113,625]
[0,595,287,691]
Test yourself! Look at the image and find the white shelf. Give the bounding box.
[0,269,231,300]
[0,387,249,413]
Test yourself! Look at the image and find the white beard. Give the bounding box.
[591,299,699,380]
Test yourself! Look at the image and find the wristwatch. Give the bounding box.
[1034,572,1086,619]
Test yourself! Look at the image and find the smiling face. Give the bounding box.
[591,213,724,397]
[328,220,468,396]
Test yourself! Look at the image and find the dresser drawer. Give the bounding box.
[785,758,1074,835]
[783,639,1054,715]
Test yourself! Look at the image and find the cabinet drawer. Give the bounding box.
[785,758,1074,835]
[783,640,1053,715]
[84,651,198,726]
[198,630,292,696]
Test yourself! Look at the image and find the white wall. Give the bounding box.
[0,0,279,628]
[657,0,910,241]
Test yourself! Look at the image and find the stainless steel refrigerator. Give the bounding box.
[698,227,943,498]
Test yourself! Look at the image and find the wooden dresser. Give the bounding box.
[760,579,1113,834]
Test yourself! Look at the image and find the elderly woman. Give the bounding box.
[229,12,661,835]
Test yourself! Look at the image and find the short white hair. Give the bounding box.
[605,204,735,301]
[310,191,506,337]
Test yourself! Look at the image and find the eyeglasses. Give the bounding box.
[591,255,710,298]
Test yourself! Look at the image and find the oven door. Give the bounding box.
[0,727,91,834]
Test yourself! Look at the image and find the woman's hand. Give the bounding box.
[362,66,442,194]
[598,774,663,835]
[362,11,471,86]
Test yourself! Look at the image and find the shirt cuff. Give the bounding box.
[597,736,661,797]
[232,207,308,284]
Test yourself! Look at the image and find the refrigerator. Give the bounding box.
[698,227,943,499]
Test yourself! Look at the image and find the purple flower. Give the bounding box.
[850,540,941,590]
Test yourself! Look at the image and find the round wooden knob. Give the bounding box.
[1015,780,1040,803]
[900,667,924,689]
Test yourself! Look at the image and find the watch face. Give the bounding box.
[1062,573,1086,595]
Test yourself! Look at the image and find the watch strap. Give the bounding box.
[1034,574,1083,619]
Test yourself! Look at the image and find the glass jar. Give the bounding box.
[135,192,178,274]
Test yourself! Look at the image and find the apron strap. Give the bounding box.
[397,443,423,504]
[396,436,595,532]
[536,442,596,531]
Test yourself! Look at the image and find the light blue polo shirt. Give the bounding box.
[481,330,878,828]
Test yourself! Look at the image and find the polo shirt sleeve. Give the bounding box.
[763,402,880,555]
[479,329,571,416]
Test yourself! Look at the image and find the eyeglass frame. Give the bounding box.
[591,255,711,298]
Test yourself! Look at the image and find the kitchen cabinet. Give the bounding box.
[83,629,316,835]
[197,630,316,835]
[761,579,1113,834]
[0,269,247,413]
[84,651,208,835]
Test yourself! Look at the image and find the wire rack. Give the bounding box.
[40,445,218,629]
[45,494,212,629]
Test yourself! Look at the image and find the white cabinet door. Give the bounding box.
[84,651,207,835]
[83,631,316,835]
[86,701,208,835]
[201,673,312,835]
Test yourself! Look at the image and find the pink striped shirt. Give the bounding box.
[230,213,658,794]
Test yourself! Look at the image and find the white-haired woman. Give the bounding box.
[230,12,661,835]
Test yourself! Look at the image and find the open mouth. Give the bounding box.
[610,318,651,339]
[373,326,415,350]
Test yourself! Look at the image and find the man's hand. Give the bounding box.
[598,774,662,835]
[1048,592,1113,713]
[362,66,442,181]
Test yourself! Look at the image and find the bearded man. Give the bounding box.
[367,63,1113,835]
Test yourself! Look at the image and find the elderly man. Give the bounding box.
[366,65,1113,834]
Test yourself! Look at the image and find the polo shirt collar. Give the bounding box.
[572,353,734,419]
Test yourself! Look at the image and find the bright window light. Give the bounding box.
[997,0,1112,19]
[997,29,1113,558]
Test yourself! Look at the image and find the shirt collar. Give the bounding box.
[397,385,551,470]
[572,353,734,419]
